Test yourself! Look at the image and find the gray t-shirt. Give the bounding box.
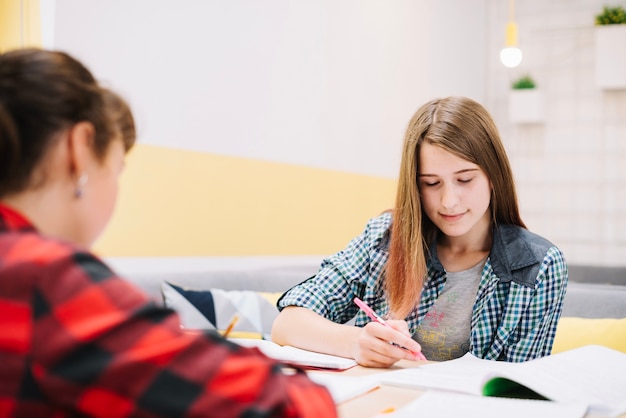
[413,258,486,361]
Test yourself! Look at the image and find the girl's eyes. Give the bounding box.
[420,178,473,187]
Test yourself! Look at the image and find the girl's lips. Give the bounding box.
[440,213,464,222]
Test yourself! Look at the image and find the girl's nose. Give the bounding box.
[441,184,459,210]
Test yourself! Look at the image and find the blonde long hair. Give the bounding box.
[385,96,525,318]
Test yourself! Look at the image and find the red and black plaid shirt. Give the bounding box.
[0,204,336,417]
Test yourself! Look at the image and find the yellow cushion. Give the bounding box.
[223,331,264,340]
[552,317,626,354]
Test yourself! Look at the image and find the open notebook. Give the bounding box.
[229,338,358,370]
[379,345,626,418]
[375,391,589,418]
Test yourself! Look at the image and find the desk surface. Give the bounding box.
[329,359,625,418]
[335,359,424,417]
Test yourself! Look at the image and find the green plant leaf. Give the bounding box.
[511,75,536,90]
[595,5,626,25]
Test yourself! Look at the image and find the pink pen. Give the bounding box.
[354,297,427,361]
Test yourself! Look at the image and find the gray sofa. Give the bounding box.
[119,264,317,302]
[563,265,626,318]
[113,259,626,320]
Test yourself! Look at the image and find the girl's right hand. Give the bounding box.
[352,320,424,367]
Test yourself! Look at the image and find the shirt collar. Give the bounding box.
[0,203,36,232]
[489,224,544,286]
[427,224,542,287]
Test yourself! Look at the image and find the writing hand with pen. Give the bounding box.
[353,297,427,368]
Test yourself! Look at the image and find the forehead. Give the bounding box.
[419,142,477,174]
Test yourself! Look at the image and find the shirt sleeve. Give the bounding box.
[31,250,337,418]
[500,246,569,362]
[277,213,391,324]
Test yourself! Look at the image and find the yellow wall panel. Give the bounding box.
[94,144,397,257]
[0,0,41,51]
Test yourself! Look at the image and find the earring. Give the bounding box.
[74,173,89,198]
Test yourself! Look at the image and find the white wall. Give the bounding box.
[486,0,626,266]
[53,0,486,178]
[51,0,626,268]
[49,0,626,267]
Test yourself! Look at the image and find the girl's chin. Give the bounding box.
[436,224,471,238]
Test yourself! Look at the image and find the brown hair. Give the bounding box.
[0,48,135,198]
[386,96,525,317]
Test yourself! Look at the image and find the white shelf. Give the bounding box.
[595,24,626,90]
[509,89,544,124]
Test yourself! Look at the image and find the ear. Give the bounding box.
[66,121,96,178]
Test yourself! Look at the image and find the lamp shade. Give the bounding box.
[500,47,523,68]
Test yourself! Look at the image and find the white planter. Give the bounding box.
[509,89,544,124]
[595,24,626,90]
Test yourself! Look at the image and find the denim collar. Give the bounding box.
[428,224,549,288]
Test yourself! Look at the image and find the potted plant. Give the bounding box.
[595,5,626,25]
[511,75,536,90]
[509,75,543,124]
[594,5,626,89]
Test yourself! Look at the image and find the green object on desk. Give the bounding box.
[482,377,547,400]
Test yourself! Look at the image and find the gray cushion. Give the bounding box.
[568,265,626,286]
[562,282,626,318]
[115,260,626,319]
[121,265,318,304]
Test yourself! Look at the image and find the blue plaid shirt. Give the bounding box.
[278,212,568,362]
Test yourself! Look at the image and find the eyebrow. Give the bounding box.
[418,168,479,177]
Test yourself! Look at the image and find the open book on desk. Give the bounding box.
[229,338,358,370]
[379,345,626,417]
[377,391,589,418]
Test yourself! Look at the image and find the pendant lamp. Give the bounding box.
[500,0,523,68]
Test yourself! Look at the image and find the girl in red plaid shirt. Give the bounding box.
[0,48,335,418]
